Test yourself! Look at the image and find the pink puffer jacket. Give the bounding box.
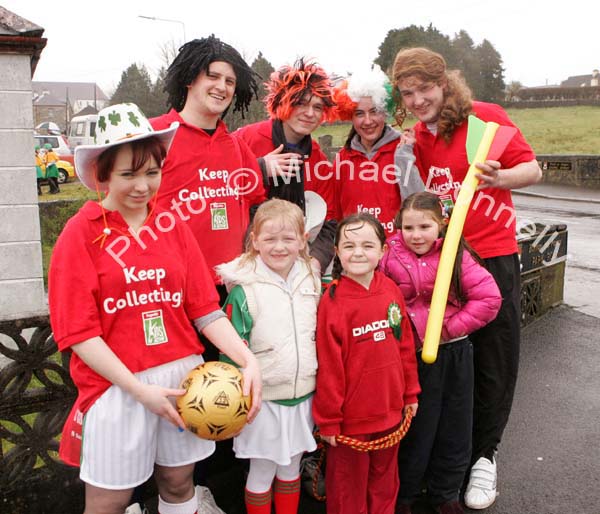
[379,232,502,348]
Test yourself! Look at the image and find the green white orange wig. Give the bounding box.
[264,58,336,122]
[333,65,395,121]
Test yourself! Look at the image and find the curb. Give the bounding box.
[513,189,600,204]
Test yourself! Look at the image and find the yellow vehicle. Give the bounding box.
[56,159,75,184]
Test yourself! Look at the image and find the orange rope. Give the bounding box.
[309,410,414,502]
[333,409,413,452]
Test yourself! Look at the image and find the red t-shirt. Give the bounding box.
[334,138,402,235]
[49,201,220,465]
[151,111,266,283]
[413,101,536,258]
[234,119,335,220]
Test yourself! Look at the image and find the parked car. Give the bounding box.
[56,160,75,184]
[34,134,74,166]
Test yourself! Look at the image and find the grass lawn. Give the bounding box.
[314,105,600,155]
[37,106,600,283]
[505,106,600,155]
[38,180,97,203]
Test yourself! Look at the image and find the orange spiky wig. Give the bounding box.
[264,58,336,122]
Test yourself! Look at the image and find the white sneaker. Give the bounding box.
[124,503,148,514]
[464,455,498,509]
[196,485,226,514]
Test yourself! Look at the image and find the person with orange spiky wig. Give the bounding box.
[235,58,337,276]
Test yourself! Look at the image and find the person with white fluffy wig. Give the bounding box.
[332,66,422,236]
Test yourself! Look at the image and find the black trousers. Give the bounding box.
[470,253,520,462]
[398,338,474,506]
[48,176,60,193]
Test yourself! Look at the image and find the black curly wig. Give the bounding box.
[164,34,259,116]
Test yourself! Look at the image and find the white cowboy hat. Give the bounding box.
[304,191,327,243]
[74,103,178,191]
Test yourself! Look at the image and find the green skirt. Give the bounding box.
[45,163,58,178]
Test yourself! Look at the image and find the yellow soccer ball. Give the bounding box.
[177,361,251,441]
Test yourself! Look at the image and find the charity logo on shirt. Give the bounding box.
[142,309,169,346]
[102,266,183,314]
[210,202,229,230]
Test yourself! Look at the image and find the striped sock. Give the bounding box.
[245,488,272,514]
[273,476,301,514]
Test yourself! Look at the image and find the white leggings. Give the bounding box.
[246,453,303,493]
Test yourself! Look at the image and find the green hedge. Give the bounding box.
[39,200,86,286]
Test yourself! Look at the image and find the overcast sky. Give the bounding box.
[3,0,596,96]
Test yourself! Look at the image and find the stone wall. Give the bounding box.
[536,154,600,189]
[317,137,600,191]
[0,53,47,320]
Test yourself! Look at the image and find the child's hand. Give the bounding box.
[263,144,303,179]
[404,403,418,417]
[136,383,187,430]
[400,128,416,146]
[240,354,263,423]
[321,434,337,447]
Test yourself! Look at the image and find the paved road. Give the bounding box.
[5,183,599,513]
[294,184,600,514]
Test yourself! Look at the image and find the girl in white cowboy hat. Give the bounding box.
[48,102,262,514]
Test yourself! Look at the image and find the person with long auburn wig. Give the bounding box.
[392,47,542,511]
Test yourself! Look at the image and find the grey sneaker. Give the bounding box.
[196,485,226,514]
[464,455,498,509]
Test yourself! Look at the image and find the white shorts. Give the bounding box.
[233,397,317,465]
[80,354,215,490]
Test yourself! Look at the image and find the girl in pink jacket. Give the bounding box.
[379,192,501,514]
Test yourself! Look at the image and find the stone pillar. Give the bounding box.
[0,7,47,321]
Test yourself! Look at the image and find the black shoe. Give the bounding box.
[436,500,464,514]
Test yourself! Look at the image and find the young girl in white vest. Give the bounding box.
[216,198,321,514]
[48,103,262,514]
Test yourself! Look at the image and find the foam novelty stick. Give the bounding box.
[421,115,517,363]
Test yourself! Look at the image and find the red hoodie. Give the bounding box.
[334,130,402,235]
[313,271,420,437]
